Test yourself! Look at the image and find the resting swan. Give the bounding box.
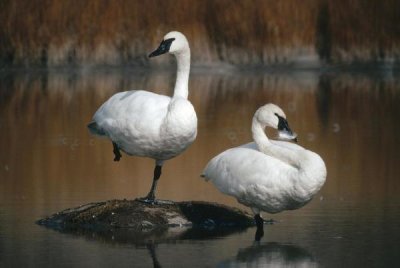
[88,31,197,203]
[202,104,326,239]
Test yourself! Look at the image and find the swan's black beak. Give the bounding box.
[276,114,298,143]
[149,38,175,58]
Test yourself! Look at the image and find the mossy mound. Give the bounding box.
[37,199,254,232]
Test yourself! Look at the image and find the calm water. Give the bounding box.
[0,69,400,267]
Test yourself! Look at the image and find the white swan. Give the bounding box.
[202,103,326,239]
[88,31,197,203]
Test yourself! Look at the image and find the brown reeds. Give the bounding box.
[0,0,399,68]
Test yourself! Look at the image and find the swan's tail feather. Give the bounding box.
[87,121,106,136]
[200,173,211,181]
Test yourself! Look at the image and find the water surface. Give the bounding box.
[0,69,399,267]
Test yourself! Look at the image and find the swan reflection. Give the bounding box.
[219,242,317,267]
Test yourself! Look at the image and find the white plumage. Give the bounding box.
[90,90,196,160]
[202,103,326,239]
[88,31,197,202]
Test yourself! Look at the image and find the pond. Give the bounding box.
[0,69,399,267]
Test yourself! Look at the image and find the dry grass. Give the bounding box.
[0,0,399,67]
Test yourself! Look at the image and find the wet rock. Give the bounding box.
[36,199,254,233]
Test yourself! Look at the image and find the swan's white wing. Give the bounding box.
[91,90,170,154]
[271,140,305,151]
[237,142,258,150]
[202,147,298,213]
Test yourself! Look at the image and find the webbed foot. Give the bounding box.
[113,154,121,162]
[136,196,156,205]
[112,142,122,161]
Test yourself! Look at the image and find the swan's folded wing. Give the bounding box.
[202,148,295,191]
[92,90,170,140]
[271,140,305,151]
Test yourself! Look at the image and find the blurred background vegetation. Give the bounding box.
[0,0,399,68]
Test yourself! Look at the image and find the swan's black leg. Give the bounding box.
[112,142,122,161]
[138,165,162,203]
[147,244,162,268]
[254,214,264,241]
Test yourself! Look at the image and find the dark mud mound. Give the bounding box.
[36,200,254,243]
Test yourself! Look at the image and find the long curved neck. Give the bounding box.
[173,50,190,99]
[252,118,300,169]
[252,117,271,152]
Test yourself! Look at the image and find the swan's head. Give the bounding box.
[255,103,298,142]
[149,31,189,58]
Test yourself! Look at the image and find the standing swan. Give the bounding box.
[202,104,326,240]
[88,31,197,203]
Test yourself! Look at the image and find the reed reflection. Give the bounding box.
[0,70,399,216]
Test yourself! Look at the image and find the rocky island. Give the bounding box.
[37,199,258,244]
